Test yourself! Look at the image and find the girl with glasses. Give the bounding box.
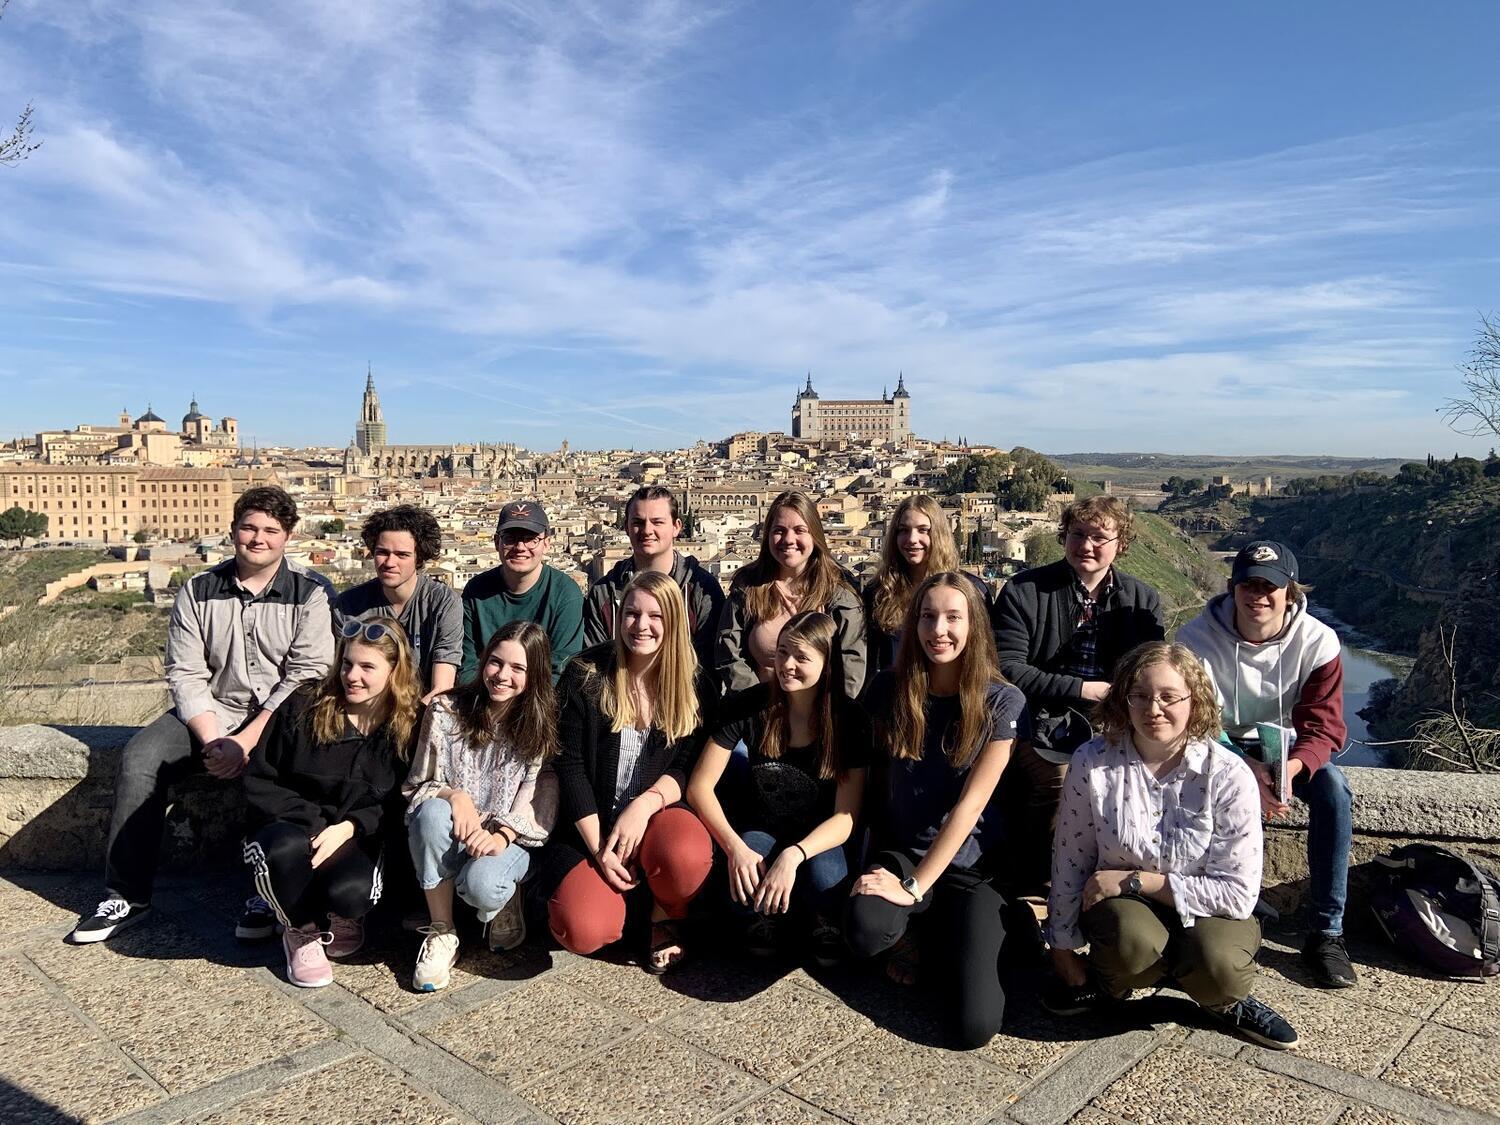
[404,621,560,991]
[537,571,717,974]
[1043,641,1299,1051]
[243,619,421,988]
[845,572,1027,1049]
[687,611,870,964]
[717,490,867,700]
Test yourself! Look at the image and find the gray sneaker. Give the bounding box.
[486,896,527,952]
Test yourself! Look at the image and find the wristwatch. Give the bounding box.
[1123,871,1143,897]
[900,875,924,903]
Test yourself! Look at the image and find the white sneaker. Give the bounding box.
[413,923,460,992]
[486,895,527,952]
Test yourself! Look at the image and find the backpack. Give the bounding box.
[1369,843,1500,979]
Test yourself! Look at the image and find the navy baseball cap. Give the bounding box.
[1231,540,1298,588]
[495,500,549,536]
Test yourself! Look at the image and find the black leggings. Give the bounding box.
[845,848,1008,1049]
[244,821,383,930]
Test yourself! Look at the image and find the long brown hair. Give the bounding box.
[310,619,421,758]
[1094,641,1221,744]
[871,494,962,633]
[758,611,845,780]
[885,572,1004,769]
[599,570,701,742]
[731,490,852,623]
[446,621,558,763]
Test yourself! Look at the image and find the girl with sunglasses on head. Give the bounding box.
[845,572,1026,1049]
[687,611,870,964]
[536,570,717,974]
[243,619,422,988]
[404,621,560,991]
[717,490,867,700]
[1043,641,1299,1050]
[865,494,991,681]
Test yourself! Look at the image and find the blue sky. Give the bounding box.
[2,1,1497,457]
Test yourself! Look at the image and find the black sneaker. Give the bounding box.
[1302,933,1358,989]
[70,897,151,944]
[1039,974,1106,1017]
[235,895,277,941]
[743,915,779,958]
[1218,995,1300,1050]
[808,917,844,968]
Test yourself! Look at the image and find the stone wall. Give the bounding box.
[2,727,1499,923]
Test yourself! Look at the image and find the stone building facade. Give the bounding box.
[791,374,911,444]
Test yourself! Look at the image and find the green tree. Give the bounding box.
[0,506,46,545]
[132,528,151,544]
[317,518,346,536]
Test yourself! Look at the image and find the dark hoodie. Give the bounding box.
[583,550,726,674]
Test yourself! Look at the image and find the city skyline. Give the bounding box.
[2,2,1498,456]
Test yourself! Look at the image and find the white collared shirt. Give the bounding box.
[1045,734,1262,950]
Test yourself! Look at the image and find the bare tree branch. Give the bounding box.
[1442,312,1500,438]
[0,0,43,168]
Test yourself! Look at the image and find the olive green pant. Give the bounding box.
[1082,895,1260,1011]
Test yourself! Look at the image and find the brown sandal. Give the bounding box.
[646,918,689,975]
[885,934,919,986]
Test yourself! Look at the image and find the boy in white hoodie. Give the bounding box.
[1177,540,1357,989]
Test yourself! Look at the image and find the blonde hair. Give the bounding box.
[885,572,1005,769]
[871,494,962,633]
[1093,641,1221,743]
[732,491,852,623]
[310,620,421,758]
[600,570,701,742]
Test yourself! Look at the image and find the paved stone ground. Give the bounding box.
[1,871,1496,1125]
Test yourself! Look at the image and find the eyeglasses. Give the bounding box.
[499,529,543,546]
[340,619,391,643]
[1066,530,1120,548]
[1126,692,1191,710]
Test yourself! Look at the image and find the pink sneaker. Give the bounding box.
[326,914,364,959]
[283,922,333,988]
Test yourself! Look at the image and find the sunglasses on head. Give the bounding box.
[340,619,392,644]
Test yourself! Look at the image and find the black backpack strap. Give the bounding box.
[1425,846,1500,966]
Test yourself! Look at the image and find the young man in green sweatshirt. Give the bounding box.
[460,499,584,683]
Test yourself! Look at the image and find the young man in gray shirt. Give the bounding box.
[333,504,462,701]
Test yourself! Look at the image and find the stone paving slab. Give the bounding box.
[0,871,1497,1125]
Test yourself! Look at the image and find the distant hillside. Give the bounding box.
[1049,453,1413,490]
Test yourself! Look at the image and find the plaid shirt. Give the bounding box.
[1061,570,1116,682]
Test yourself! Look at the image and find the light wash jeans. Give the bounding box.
[408,798,531,923]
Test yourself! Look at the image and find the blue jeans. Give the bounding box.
[736,829,849,919]
[1293,762,1352,936]
[408,798,531,923]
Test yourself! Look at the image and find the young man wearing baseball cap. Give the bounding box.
[1177,540,1357,989]
[460,500,584,683]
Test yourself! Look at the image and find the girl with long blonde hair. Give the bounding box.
[537,570,717,973]
[243,619,421,989]
[716,490,867,699]
[846,572,1027,1049]
[865,494,991,678]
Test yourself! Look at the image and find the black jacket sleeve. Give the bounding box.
[992,577,1085,710]
[243,704,328,834]
[553,657,601,824]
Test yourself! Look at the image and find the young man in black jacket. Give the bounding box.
[991,496,1165,890]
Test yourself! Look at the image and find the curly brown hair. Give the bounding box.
[1056,495,1135,555]
[361,505,443,566]
[1093,641,1221,743]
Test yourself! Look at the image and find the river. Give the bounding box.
[1306,606,1413,768]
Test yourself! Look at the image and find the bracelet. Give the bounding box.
[789,843,808,863]
[645,789,667,812]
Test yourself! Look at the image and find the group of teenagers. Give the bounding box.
[69,479,1360,1053]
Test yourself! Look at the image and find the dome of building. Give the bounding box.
[182,397,206,427]
[135,405,165,424]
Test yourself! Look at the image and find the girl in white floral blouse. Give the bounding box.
[1044,641,1300,1051]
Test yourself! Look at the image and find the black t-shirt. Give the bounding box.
[868,670,1029,870]
[712,684,872,841]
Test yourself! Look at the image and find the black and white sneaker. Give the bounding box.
[1039,974,1107,1017]
[1302,933,1358,989]
[70,897,151,944]
[1218,995,1300,1050]
[235,895,277,941]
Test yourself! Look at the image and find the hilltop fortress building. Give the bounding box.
[791,374,911,444]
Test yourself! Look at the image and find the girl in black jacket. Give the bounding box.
[243,619,421,988]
